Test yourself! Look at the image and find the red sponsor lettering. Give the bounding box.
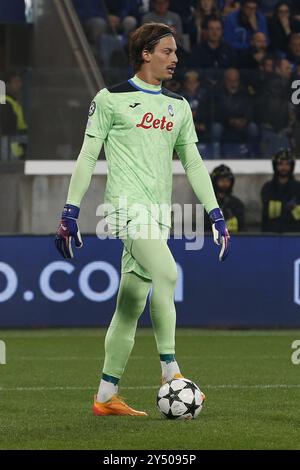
[136,112,173,131]
[152,118,160,129]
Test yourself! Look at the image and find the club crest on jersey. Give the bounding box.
[88,100,96,116]
[168,104,174,117]
[136,112,174,131]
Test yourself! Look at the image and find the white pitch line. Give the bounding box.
[0,385,157,392]
[0,384,300,392]
[9,355,285,361]
[11,356,154,361]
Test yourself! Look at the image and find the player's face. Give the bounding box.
[148,36,178,81]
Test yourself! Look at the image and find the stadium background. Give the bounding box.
[0,0,300,453]
[1,0,300,327]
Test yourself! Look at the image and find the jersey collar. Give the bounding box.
[128,75,162,95]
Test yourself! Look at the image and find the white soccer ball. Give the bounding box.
[157,378,205,420]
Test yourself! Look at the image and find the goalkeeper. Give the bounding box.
[55,23,230,417]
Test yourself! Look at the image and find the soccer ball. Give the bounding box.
[157,378,205,420]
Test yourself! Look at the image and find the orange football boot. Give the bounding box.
[93,395,148,417]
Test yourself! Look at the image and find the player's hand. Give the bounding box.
[55,204,83,259]
[209,208,230,262]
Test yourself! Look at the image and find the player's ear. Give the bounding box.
[142,48,151,64]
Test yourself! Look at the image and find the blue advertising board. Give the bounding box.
[0,235,300,327]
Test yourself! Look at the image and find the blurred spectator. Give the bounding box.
[293,61,300,80]
[104,0,139,35]
[0,0,25,23]
[72,0,105,43]
[126,1,152,24]
[205,164,245,231]
[224,0,269,50]
[260,0,282,17]
[181,70,212,143]
[214,68,259,157]
[259,54,275,74]
[268,1,300,54]
[292,0,300,22]
[219,1,241,17]
[285,33,300,68]
[0,71,27,159]
[163,78,182,93]
[257,58,292,156]
[72,0,137,44]
[169,1,195,32]
[193,0,222,44]
[261,149,300,232]
[238,31,269,69]
[142,0,183,45]
[247,53,275,92]
[189,17,237,70]
[109,32,131,73]
[169,26,191,71]
[182,70,204,112]
[276,55,293,77]
[170,0,194,19]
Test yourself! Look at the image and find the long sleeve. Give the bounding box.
[66,86,114,207]
[175,142,219,214]
[66,134,104,207]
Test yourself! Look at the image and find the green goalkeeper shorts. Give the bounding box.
[105,209,170,280]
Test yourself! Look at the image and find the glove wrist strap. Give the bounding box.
[62,204,80,219]
[209,208,224,224]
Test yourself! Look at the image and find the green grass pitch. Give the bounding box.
[0,328,299,450]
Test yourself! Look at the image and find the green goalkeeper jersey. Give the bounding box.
[67,74,218,228]
[85,75,197,224]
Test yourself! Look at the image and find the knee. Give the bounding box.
[168,264,178,287]
[119,286,148,318]
[154,263,178,290]
[128,288,147,308]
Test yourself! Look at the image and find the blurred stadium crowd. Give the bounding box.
[2,0,300,159]
[70,0,300,159]
[1,1,300,232]
[204,150,300,232]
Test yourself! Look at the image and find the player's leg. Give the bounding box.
[101,271,151,390]
[94,270,151,416]
[130,236,182,383]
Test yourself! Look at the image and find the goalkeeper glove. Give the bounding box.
[55,204,83,259]
[209,208,230,262]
